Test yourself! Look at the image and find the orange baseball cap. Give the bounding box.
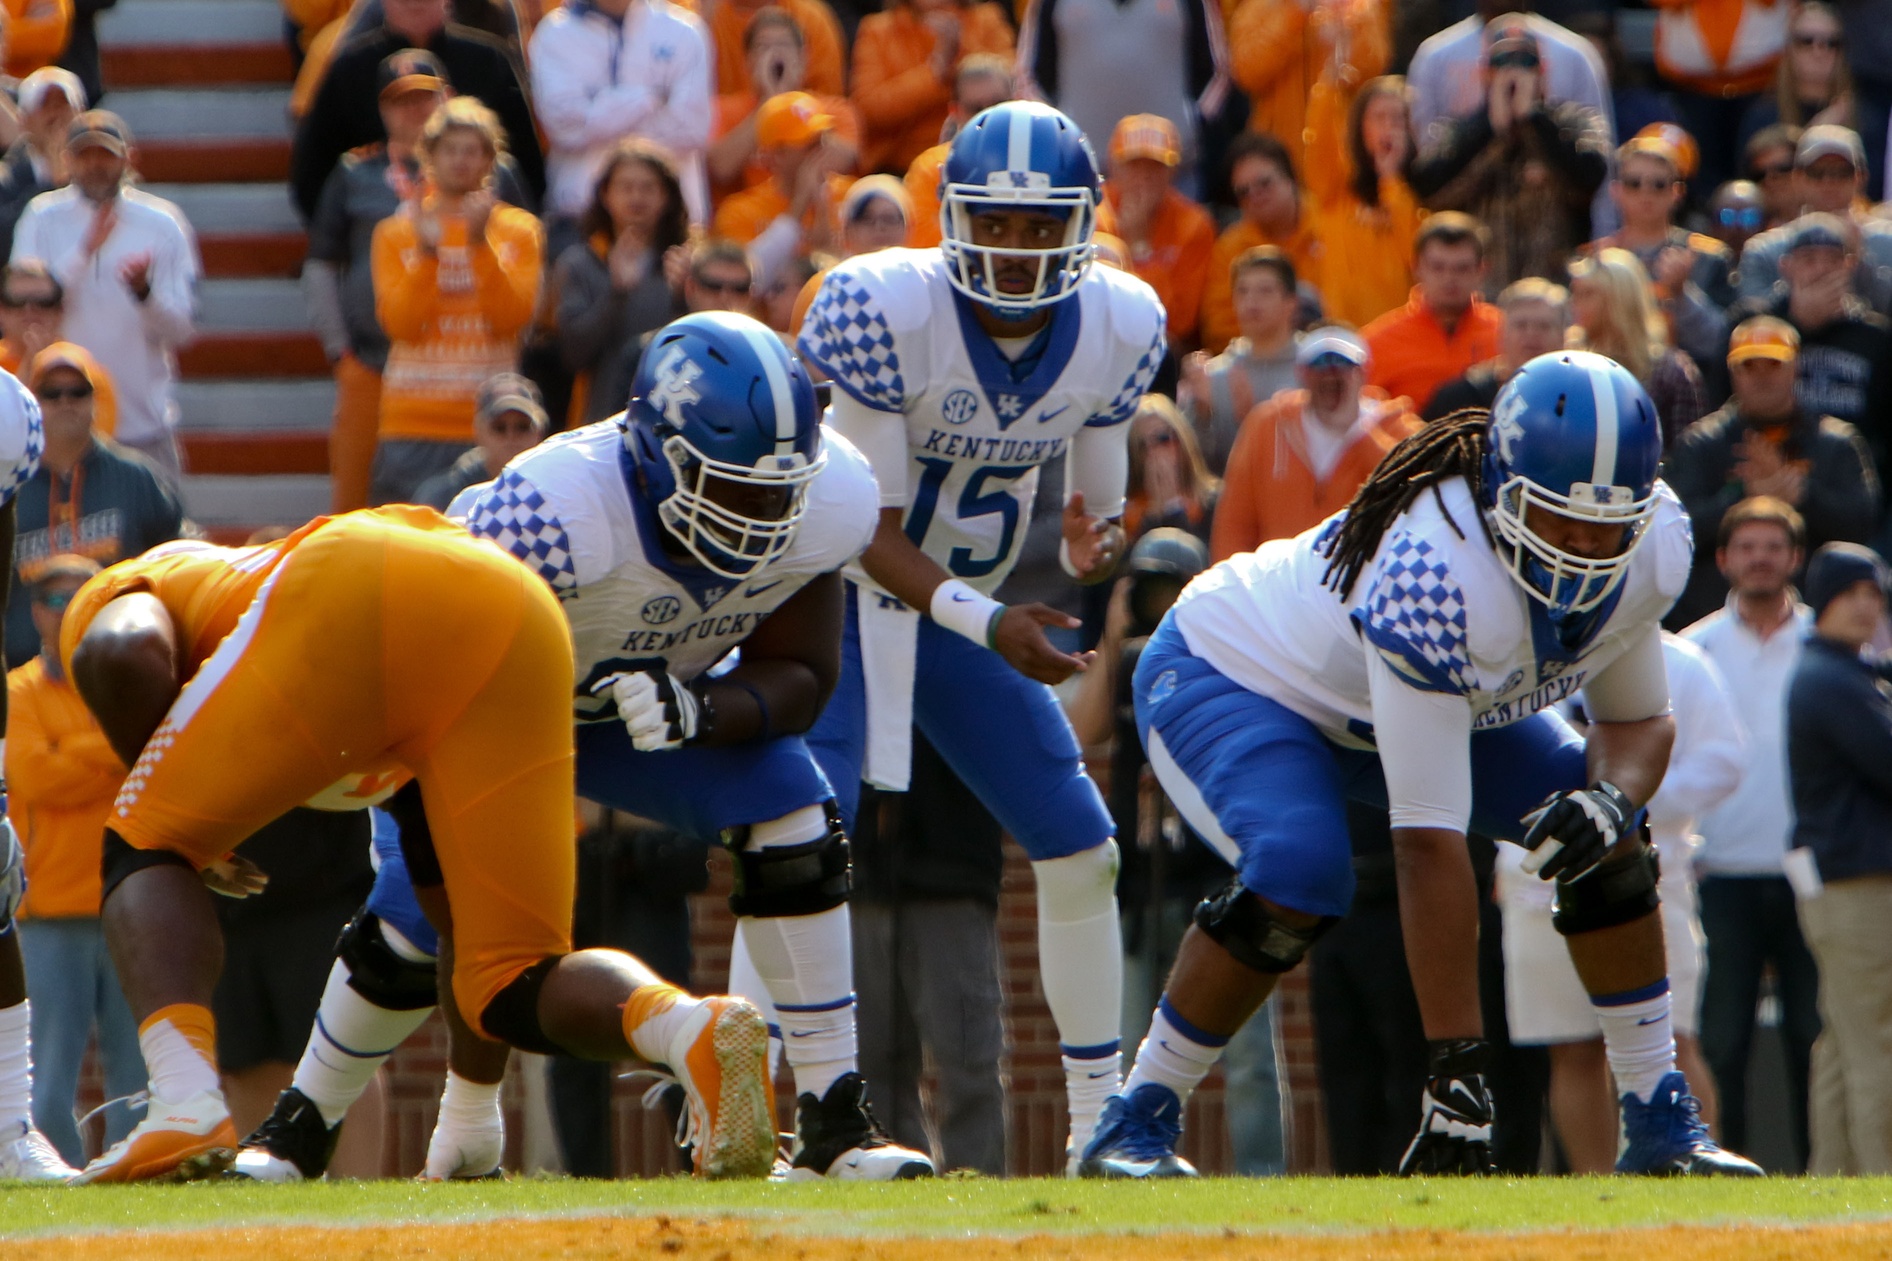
[756,92,834,149]
[1633,123,1699,179]
[1110,114,1182,167]
[1727,315,1800,365]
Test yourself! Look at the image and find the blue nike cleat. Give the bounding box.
[1075,1084,1198,1179]
[1616,1072,1764,1176]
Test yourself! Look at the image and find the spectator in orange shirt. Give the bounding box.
[1424,275,1571,418]
[1098,114,1215,349]
[714,92,853,289]
[1361,212,1501,412]
[369,97,542,504]
[707,0,847,103]
[10,554,141,1170]
[851,0,1014,175]
[708,7,861,203]
[1200,134,1326,353]
[1211,326,1420,560]
[1305,72,1423,329]
[904,53,1016,249]
[1229,0,1390,173]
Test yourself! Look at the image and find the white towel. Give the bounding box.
[855,582,920,791]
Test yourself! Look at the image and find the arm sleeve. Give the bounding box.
[137,217,198,348]
[827,392,910,508]
[1814,666,1892,798]
[1579,621,1672,723]
[371,217,439,341]
[6,685,123,807]
[552,249,622,371]
[468,213,543,340]
[1184,0,1231,119]
[1064,419,1129,520]
[1016,0,1057,102]
[1800,426,1883,547]
[1304,71,1350,210]
[636,25,714,155]
[1209,411,1260,561]
[302,259,349,361]
[1367,646,1475,831]
[1408,111,1497,202]
[1228,0,1305,100]
[852,22,952,132]
[529,22,660,151]
[1089,310,1169,427]
[1521,104,1610,200]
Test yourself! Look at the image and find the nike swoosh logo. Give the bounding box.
[1637,1016,1664,1026]
[1086,1071,1113,1080]
[1036,404,1071,424]
[951,592,975,602]
[787,1029,816,1037]
[745,580,784,598]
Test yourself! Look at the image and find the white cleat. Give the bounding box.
[0,1123,77,1181]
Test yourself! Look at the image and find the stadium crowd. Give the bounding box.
[0,0,1891,1183]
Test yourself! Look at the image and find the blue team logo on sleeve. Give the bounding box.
[941,388,980,425]
[1356,533,1478,697]
[1147,668,1179,706]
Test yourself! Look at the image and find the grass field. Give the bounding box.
[8,1176,1892,1259]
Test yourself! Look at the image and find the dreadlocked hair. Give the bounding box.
[1321,409,1496,597]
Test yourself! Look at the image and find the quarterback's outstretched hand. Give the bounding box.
[1062,492,1125,585]
[993,604,1094,685]
[1519,782,1634,882]
[593,669,710,752]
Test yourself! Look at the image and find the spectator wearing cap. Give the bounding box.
[11,110,197,485]
[1424,276,1571,418]
[0,67,80,264]
[305,51,533,513]
[1739,124,1892,307]
[1746,122,1805,229]
[528,0,710,230]
[5,342,180,667]
[1211,326,1419,560]
[553,139,690,425]
[1199,134,1325,354]
[708,8,860,204]
[413,371,547,509]
[1227,0,1389,177]
[7,552,142,1170]
[1587,135,1737,394]
[1665,314,1880,627]
[1740,2,1887,198]
[369,96,541,505]
[1646,0,1785,194]
[1736,213,1892,455]
[290,0,542,223]
[1787,541,1892,1172]
[1410,24,1611,293]
[1361,212,1502,412]
[1097,115,1214,350]
[1178,246,1300,476]
[785,174,911,334]
[851,0,1012,177]
[1302,72,1421,331]
[903,54,1013,250]
[1710,179,1768,258]
[713,92,851,289]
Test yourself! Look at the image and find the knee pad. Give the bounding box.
[1193,875,1332,974]
[1552,837,1661,937]
[337,909,439,1011]
[100,829,193,903]
[724,801,851,919]
[478,956,565,1055]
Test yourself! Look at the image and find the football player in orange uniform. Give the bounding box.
[61,505,776,1183]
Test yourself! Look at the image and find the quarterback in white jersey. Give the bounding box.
[797,101,1166,1163]
[232,315,934,1186]
[1079,352,1762,1181]
[0,373,58,1180]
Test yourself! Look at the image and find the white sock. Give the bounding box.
[0,1001,31,1133]
[138,1005,222,1102]
[623,984,706,1065]
[1592,979,1677,1103]
[1033,844,1125,1153]
[1122,998,1226,1105]
[295,960,436,1127]
[436,1071,502,1133]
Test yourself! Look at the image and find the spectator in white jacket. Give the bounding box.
[1497,632,1743,1173]
[10,111,197,485]
[527,0,713,237]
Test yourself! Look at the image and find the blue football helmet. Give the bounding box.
[1482,351,1663,618]
[938,101,1101,315]
[624,311,825,579]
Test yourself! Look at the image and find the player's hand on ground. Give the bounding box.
[593,669,706,751]
[1062,492,1124,585]
[992,603,1093,685]
[1519,783,1634,882]
[202,853,268,899]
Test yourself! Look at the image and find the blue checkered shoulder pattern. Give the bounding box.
[1355,532,1478,697]
[0,383,42,507]
[797,273,905,412]
[465,468,578,599]
[1088,312,1169,428]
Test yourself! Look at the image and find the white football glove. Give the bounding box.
[0,813,21,923]
[592,669,708,752]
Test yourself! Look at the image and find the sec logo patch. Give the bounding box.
[942,388,980,425]
[642,595,682,625]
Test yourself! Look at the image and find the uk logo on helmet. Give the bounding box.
[648,345,704,427]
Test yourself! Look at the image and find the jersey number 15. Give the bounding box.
[904,458,1032,579]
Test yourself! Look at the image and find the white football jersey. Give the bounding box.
[460,419,880,721]
[0,369,41,507]
[1171,476,1693,743]
[799,248,1166,594]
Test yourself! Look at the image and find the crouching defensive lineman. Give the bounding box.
[232,313,932,1182]
[60,501,779,1183]
[1080,352,1762,1178]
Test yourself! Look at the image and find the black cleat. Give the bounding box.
[227,1087,340,1183]
[785,1073,934,1181]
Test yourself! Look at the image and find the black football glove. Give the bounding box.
[1519,781,1635,883]
[1398,1039,1495,1176]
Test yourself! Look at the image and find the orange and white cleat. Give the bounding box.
[667,996,775,1179]
[71,1092,239,1184]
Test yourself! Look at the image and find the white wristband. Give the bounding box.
[929,579,1004,649]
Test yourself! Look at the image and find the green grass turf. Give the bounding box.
[3,1176,1892,1240]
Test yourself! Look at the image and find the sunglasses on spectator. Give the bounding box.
[37,384,92,402]
[482,417,538,436]
[2,295,59,310]
[1618,176,1674,193]
[1718,206,1765,229]
[1793,32,1842,49]
[1803,164,1857,182]
[33,589,75,610]
[693,276,752,295]
[1754,161,1795,180]
[1140,429,1176,448]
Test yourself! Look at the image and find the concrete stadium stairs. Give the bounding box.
[100,0,332,536]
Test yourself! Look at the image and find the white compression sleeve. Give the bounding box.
[1580,622,1672,724]
[1064,421,1130,522]
[1365,648,1476,833]
[827,392,910,508]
